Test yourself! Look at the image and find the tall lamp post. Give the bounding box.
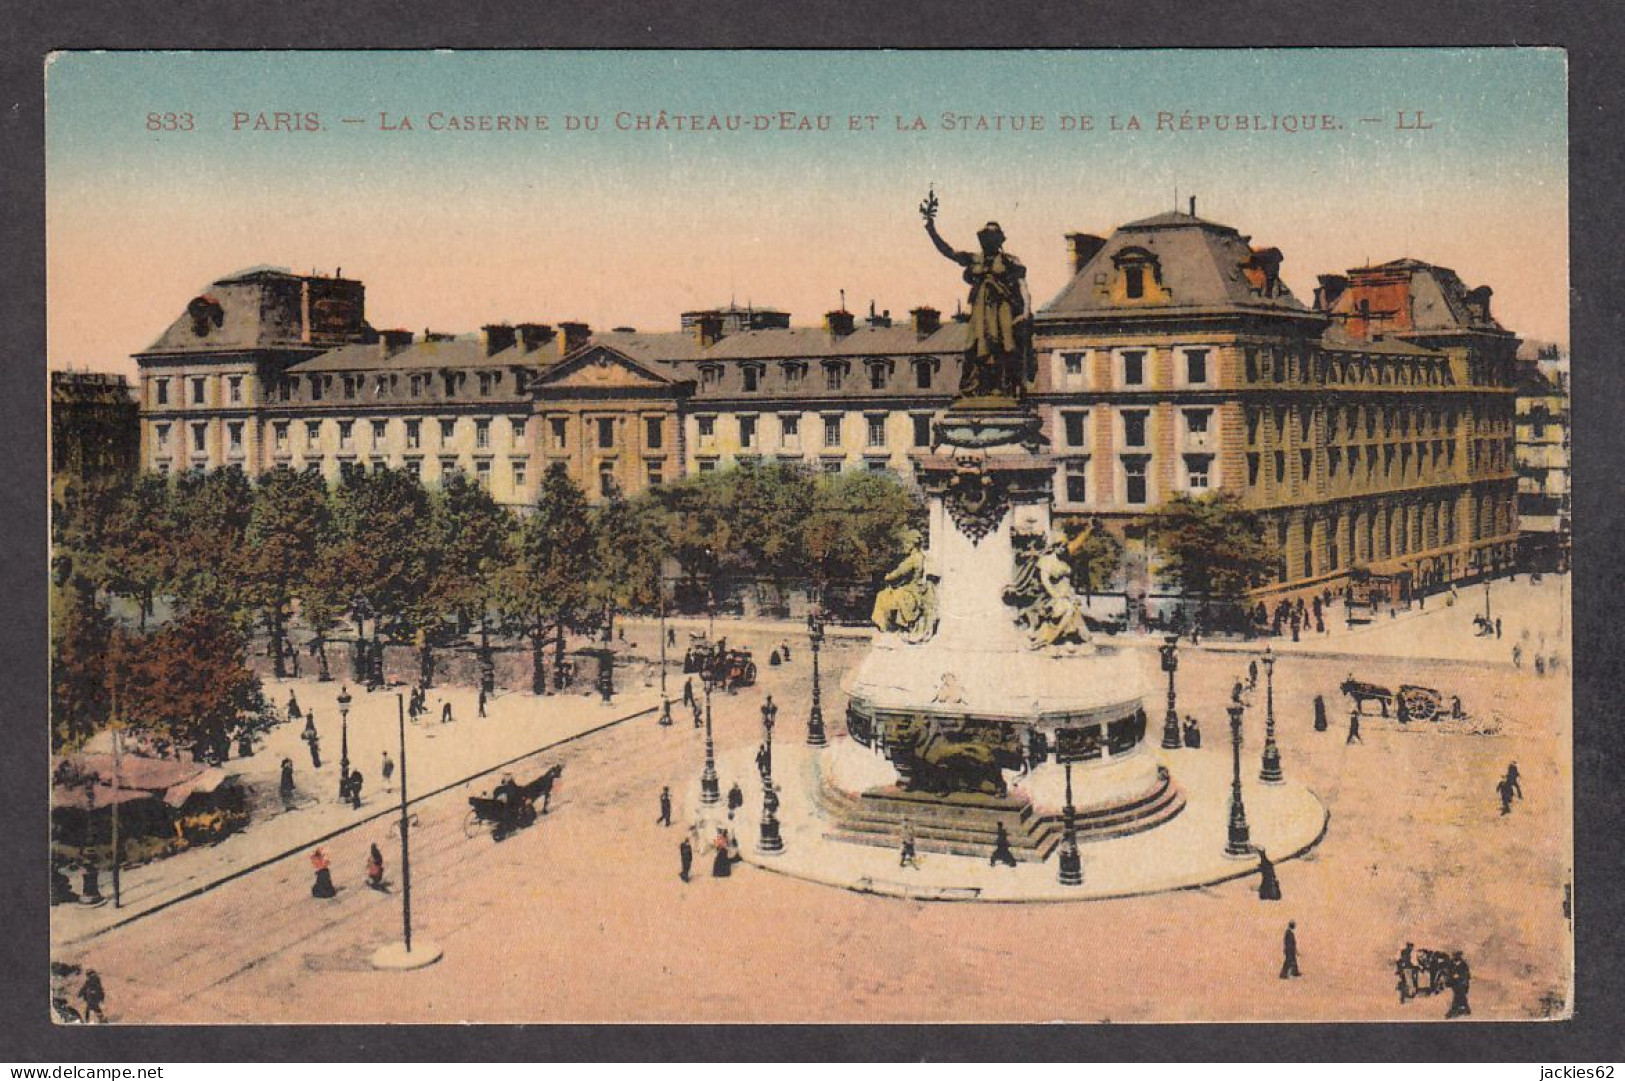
[336,685,353,802]
[1159,634,1182,750]
[757,695,784,854]
[806,605,827,747]
[1057,756,1083,886]
[658,595,672,726]
[699,671,720,805]
[1259,647,1283,783]
[371,693,441,969]
[1225,702,1253,858]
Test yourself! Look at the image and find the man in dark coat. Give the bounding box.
[349,769,364,810]
[1506,761,1523,799]
[1314,695,1328,732]
[1346,710,1363,744]
[1183,715,1201,749]
[657,786,673,826]
[989,822,1018,867]
[279,758,297,807]
[79,970,106,1023]
[1497,775,1515,815]
[678,836,693,882]
[1445,953,1471,1017]
[1280,921,1302,978]
[478,687,488,717]
[726,782,744,820]
[1256,850,1282,900]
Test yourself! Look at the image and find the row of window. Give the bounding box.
[1056,453,1213,507]
[275,369,518,404]
[694,412,933,452]
[1055,408,1211,451]
[1054,347,1212,389]
[1246,403,1477,447]
[1245,439,1468,492]
[541,415,665,453]
[150,374,246,408]
[698,357,941,395]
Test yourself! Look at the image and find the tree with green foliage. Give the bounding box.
[799,470,922,614]
[496,464,598,694]
[50,585,114,751]
[321,467,435,683]
[1055,517,1126,600]
[725,460,816,611]
[588,483,670,641]
[1143,492,1278,619]
[166,466,256,619]
[116,608,267,762]
[428,473,515,686]
[247,467,330,678]
[652,468,737,598]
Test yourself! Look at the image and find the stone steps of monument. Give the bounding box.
[814,768,1186,861]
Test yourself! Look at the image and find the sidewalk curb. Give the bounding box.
[60,703,658,946]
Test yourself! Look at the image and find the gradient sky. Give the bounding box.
[46,49,1568,373]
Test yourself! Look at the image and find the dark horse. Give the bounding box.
[1341,677,1393,717]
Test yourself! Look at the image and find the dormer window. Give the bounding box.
[1112,246,1163,301]
[699,363,723,389]
[823,360,847,391]
[780,361,806,388]
[866,359,891,391]
[741,364,763,393]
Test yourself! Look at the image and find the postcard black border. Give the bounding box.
[4,0,1623,1063]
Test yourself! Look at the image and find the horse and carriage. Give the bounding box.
[464,764,564,840]
[682,635,758,690]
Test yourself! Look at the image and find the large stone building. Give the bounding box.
[130,210,1522,595]
[1514,347,1570,570]
[51,370,139,482]
[1033,209,1520,597]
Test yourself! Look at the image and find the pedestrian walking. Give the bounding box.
[1313,694,1328,732]
[726,782,743,820]
[682,677,694,708]
[1534,654,1546,677]
[691,699,703,729]
[1511,644,1523,668]
[989,822,1018,867]
[307,732,322,769]
[657,785,673,826]
[781,641,792,663]
[1256,849,1282,901]
[1495,617,1502,639]
[1346,710,1363,744]
[1280,921,1302,978]
[310,848,337,898]
[78,970,106,1023]
[755,743,770,778]
[1496,775,1515,815]
[1445,953,1471,1018]
[279,758,297,807]
[287,691,302,721]
[711,828,732,878]
[667,626,677,649]
[1506,761,1523,799]
[1248,660,1258,689]
[900,820,919,869]
[441,700,453,724]
[292,650,301,678]
[478,687,488,717]
[366,843,386,891]
[349,769,364,810]
[381,751,395,792]
[1182,715,1201,749]
[678,836,693,882]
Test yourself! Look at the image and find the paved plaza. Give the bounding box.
[51,576,1573,1023]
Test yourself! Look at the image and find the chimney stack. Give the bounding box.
[482,323,517,356]
[824,309,855,337]
[559,321,591,357]
[1065,233,1107,274]
[909,306,941,337]
[865,302,892,328]
[694,311,725,348]
[377,328,414,358]
[1314,274,1349,311]
[516,323,555,353]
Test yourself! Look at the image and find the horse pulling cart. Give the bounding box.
[464,764,564,840]
[682,637,758,689]
[1341,678,1446,721]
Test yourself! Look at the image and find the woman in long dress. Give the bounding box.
[310,847,337,898]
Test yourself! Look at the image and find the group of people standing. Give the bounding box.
[1396,942,1473,1016]
[310,841,390,898]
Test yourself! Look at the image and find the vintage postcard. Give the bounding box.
[45,48,1570,1024]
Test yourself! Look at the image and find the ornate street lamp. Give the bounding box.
[807,605,828,747]
[757,692,783,852]
[336,685,353,802]
[699,670,720,805]
[1225,702,1253,858]
[1159,634,1182,750]
[761,694,777,779]
[1260,646,1283,783]
[1057,756,1083,886]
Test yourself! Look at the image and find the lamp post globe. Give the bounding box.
[337,685,353,802]
[1159,635,1182,750]
[1259,646,1284,783]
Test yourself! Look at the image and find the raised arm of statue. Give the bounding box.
[924,216,972,267]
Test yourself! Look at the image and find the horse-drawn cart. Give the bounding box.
[682,637,758,689]
[1341,678,1446,721]
[463,765,564,840]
